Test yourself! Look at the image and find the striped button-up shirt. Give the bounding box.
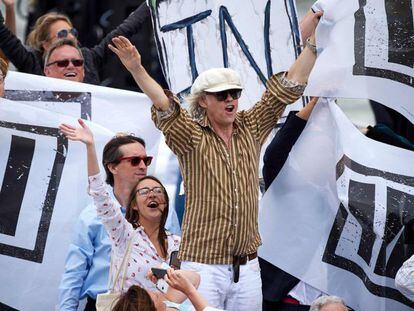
[151,73,304,264]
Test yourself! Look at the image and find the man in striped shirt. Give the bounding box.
[110,28,318,309]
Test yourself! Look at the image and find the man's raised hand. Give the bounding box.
[109,36,142,72]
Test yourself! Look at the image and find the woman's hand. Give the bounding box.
[109,36,142,72]
[146,269,159,285]
[59,118,94,146]
[164,269,195,296]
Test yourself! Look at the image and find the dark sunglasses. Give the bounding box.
[205,89,242,101]
[57,28,79,39]
[46,59,84,68]
[117,156,153,167]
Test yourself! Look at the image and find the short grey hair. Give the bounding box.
[185,92,206,122]
[44,39,83,68]
[310,296,349,311]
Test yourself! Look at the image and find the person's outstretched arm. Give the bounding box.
[108,35,170,111]
[286,11,322,85]
[90,2,151,68]
[59,119,133,256]
[0,7,41,74]
[263,97,318,190]
[164,269,210,311]
[2,0,16,34]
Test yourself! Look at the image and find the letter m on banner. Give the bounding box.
[353,0,414,87]
[323,155,414,308]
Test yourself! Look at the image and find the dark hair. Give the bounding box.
[112,285,156,311]
[102,135,146,187]
[127,176,169,258]
[44,38,83,66]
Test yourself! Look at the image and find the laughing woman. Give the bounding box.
[59,119,187,297]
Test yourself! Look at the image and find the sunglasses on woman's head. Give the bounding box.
[205,89,242,101]
[117,156,153,167]
[46,59,84,68]
[57,28,79,39]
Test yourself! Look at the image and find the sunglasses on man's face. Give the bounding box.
[117,156,153,167]
[46,59,84,68]
[205,89,242,102]
[57,28,79,39]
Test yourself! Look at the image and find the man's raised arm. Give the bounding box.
[108,36,170,111]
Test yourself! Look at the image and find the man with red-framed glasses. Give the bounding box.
[44,39,85,83]
[58,134,151,311]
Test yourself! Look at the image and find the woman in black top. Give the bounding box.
[0,2,150,85]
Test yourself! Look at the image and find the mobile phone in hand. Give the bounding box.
[151,267,168,279]
[156,278,169,294]
[169,251,181,269]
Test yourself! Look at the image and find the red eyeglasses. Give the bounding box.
[46,59,84,68]
[117,156,153,167]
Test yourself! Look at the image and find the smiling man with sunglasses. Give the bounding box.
[110,16,319,307]
[44,39,85,82]
[59,134,151,311]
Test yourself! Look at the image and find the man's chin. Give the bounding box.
[135,173,147,180]
[63,76,82,82]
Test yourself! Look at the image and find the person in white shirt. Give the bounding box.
[395,254,414,301]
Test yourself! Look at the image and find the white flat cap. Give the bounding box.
[191,68,243,95]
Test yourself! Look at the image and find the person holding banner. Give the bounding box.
[0,2,151,84]
[59,119,182,307]
[109,24,319,309]
[58,132,155,311]
[260,97,327,311]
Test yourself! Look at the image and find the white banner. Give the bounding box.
[0,72,179,310]
[305,0,414,124]
[259,99,414,310]
[149,0,306,115]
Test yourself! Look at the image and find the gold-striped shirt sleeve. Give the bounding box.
[150,72,306,265]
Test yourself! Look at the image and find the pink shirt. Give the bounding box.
[88,173,180,292]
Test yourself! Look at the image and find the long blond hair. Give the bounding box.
[26,12,73,54]
[0,57,8,77]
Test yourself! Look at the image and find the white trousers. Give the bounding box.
[181,258,262,311]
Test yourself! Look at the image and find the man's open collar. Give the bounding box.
[196,113,241,133]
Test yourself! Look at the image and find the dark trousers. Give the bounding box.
[263,300,310,311]
[85,297,96,311]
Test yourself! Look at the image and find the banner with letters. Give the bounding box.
[259,99,414,311]
[305,0,414,124]
[148,0,306,115]
[0,72,180,310]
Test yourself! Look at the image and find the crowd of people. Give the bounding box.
[1,1,413,311]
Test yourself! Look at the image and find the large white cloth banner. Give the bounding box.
[149,0,306,114]
[259,99,414,311]
[0,72,179,310]
[306,0,414,124]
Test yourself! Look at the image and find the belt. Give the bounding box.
[232,252,257,283]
